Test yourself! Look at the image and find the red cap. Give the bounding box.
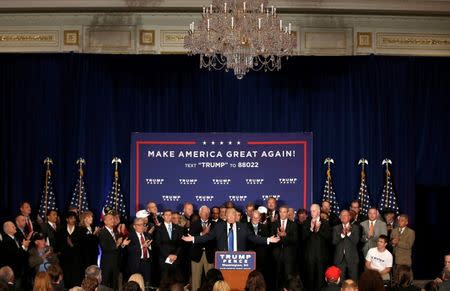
[325,266,341,282]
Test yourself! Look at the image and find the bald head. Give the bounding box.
[2,221,16,236]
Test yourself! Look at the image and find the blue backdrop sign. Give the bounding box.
[130,133,313,214]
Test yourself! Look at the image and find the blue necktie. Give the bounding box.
[228,225,234,251]
[168,224,172,240]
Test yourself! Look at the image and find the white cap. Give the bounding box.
[257,206,267,214]
[136,209,150,218]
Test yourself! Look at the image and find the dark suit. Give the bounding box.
[79,226,99,270]
[0,234,28,282]
[270,219,298,290]
[190,219,215,263]
[296,221,307,280]
[154,223,183,277]
[247,222,269,273]
[241,213,252,224]
[56,226,83,288]
[22,216,40,235]
[190,219,216,291]
[328,212,340,227]
[126,230,152,284]
[41,222,59,250]
[352,213,367,225]
[14,228,26,245]
[332,224,360,281]
[193,221,268,251]
[321,282,341,291]
[303,218,331,291]
[99,227,120,289]
[265,209,279,224]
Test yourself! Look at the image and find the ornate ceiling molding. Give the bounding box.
[2,0,450,16]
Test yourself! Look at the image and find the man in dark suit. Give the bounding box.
[303,204,331,291]
[146,201,164,227]
[1,221,30,289]
[266,197,279,224]
[41,210,59,250]
[270,205,298,290]
[14,215,28,245]
[210,206,220,223]
[190,206,215,291]
[241,202,255,224]
[350,200,367,225]
[183,208,280,251]
[19,201,40,234]
[247,210,269,274]
[383,210,397,239]
[154,209,183,279]
[332,210,360,281]
[321,200,340,227]
[98,213,130,289]
[127,217,152,286]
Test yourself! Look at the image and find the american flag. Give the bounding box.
[38,157,57,221]
[378,159,399,215]
[357,172,372,216]
[69,158,89,213]
[321,158,340,215]
[102,157,127,220]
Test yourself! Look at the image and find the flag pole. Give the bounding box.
[43,157,53,222]
[382,158,392,211]
[112,157,122,213]
[76,158,86,214]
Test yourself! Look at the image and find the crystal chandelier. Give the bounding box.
[184,0,296,79]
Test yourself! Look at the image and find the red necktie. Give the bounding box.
[369,221,374,234]
[140,233,148,259]
[26,218,32,234]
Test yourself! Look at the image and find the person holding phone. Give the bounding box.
[29,232,59,273]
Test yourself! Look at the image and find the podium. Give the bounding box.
[215,251,256,291]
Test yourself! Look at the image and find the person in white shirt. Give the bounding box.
[365,234,393,281]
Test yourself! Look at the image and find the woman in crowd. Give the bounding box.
[79,211,100,269]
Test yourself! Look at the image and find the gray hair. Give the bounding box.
[310,204,320,212]
[199,205,210,214]
[133,217,144,225]
[85,265,102,283]
[2,221,13,234]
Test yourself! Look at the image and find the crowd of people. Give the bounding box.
[0,198,449,291]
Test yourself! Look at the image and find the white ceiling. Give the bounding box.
[2,0,450,15]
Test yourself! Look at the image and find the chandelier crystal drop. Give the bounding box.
[184,0,296,79]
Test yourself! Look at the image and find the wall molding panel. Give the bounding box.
[1,13,450,56]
